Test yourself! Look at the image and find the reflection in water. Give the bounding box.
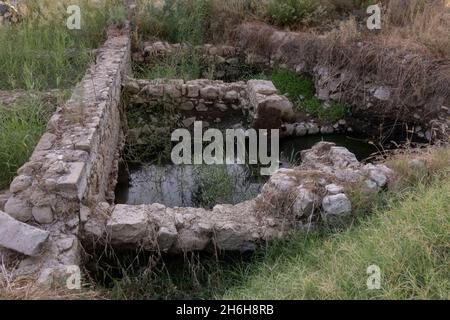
[116,135,377,208]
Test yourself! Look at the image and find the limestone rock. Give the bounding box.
[182,117,196,128]
[123,79,140,94]
[325,184,344,194]
[0,190,10,211]
[295,123,308,136]
[374,86,391,101]
[224,90,239,102]
[320,126,334,134]
[186,85,200,98]
[200,86,219,100]
[306,123,320,135]
[179,101,195,111]
[247,80,278,96]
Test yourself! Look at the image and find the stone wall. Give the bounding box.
[0,28,131,284]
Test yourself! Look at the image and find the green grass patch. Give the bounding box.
[0,98,52,189]
[304,99,351,122]
[266,0,317,27]
[96,148,450,300]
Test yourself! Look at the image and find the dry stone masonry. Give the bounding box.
[124,76,348,136]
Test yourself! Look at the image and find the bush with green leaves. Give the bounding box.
[304,98,351,122]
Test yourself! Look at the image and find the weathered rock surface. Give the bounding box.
[0,189,10,212]
[126,77,298,132]
[248,80,294,129]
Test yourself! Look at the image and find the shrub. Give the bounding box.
[303,98,351,122]
[303,96,323,116]
[326,101,352,122]
[134,47,203,80]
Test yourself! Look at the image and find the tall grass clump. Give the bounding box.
[271,67,315,101]
[194,165,236,209]
[0,99,51,189]
[0,0,127,90]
